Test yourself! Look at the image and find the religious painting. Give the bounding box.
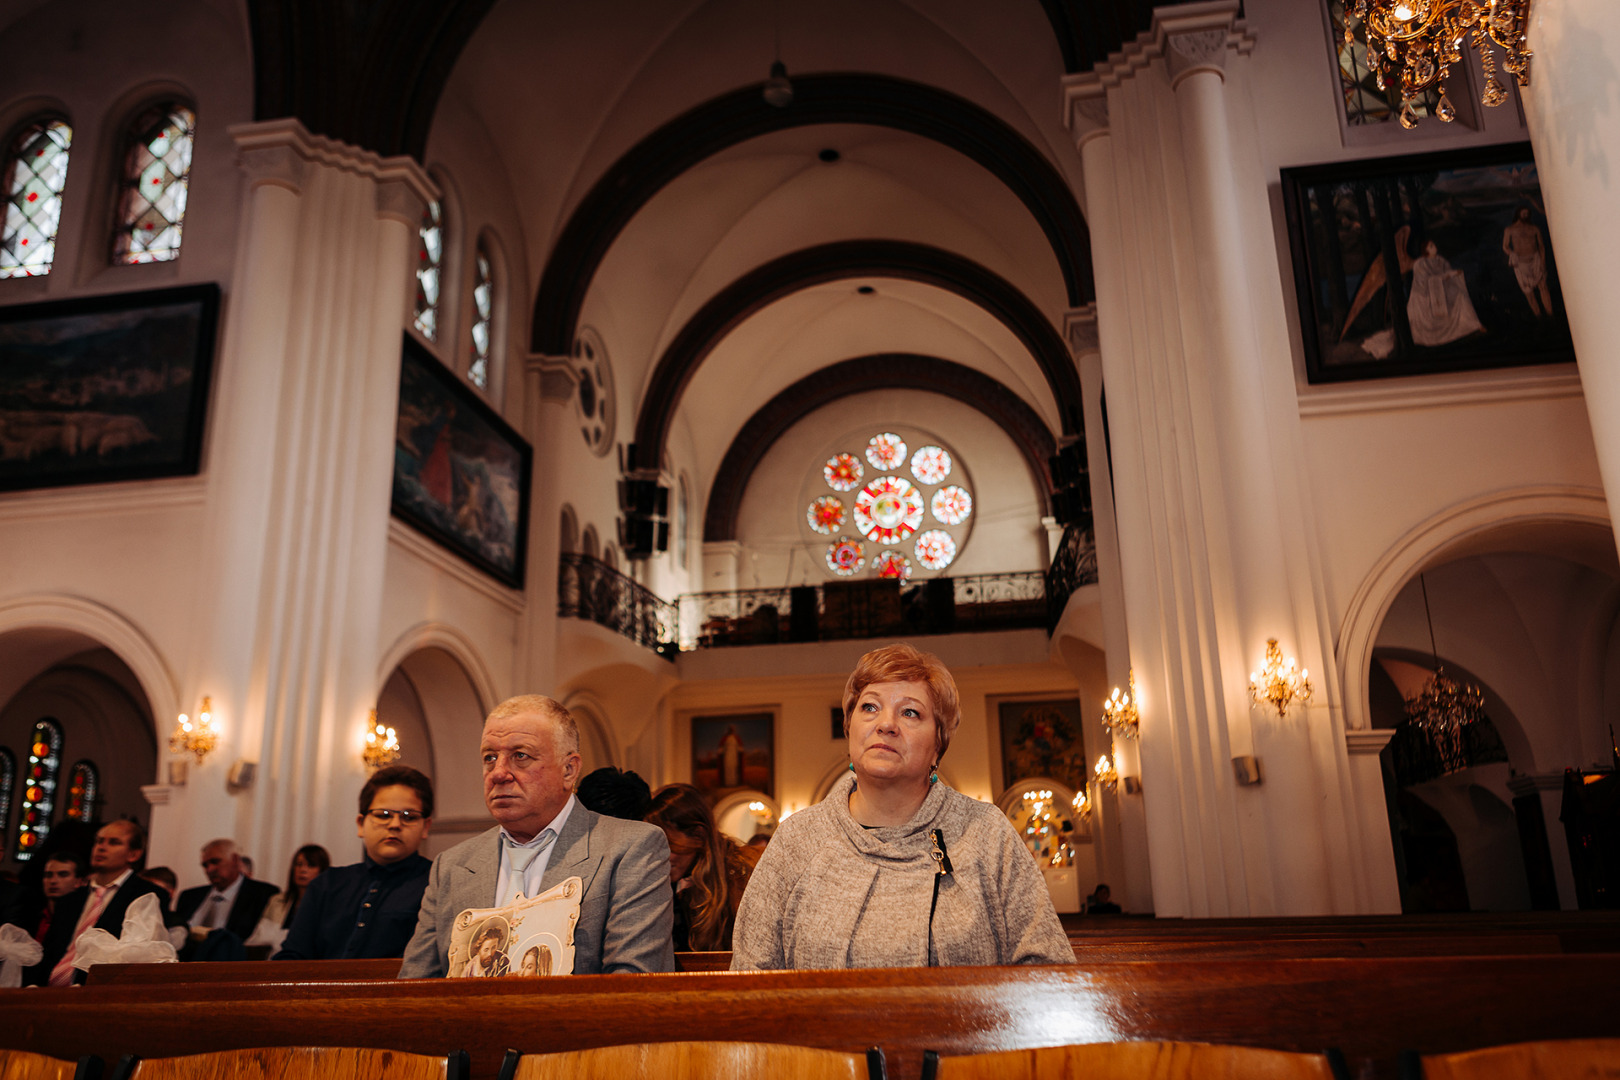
[0,283,218,492]
[392,335,531,588]
[691,712,774,799]
[1281,142,1573,384]
[998,698,1087,795]
[447,876,579,978]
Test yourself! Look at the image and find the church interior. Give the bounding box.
[2,0,1619,1071]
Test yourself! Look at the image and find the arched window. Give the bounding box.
[111,101,195,264]
[413,198,443,340]
[467,241,494,389]
[63,759,99,821]
[0,747,15,841]
[15,717,63,861]
[1,117,73,278]
[559,505,579,555]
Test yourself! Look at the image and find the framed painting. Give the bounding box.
[998,698,1088,796]
[391,334,532,588]
[1281,142,1573,383]
[0,283,219,492]
[691,712,773,799]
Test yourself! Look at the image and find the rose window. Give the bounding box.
[852,476,924,545]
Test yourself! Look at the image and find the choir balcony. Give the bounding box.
[558,529,1098,656]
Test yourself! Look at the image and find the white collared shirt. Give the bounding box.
[494,794,575,907]
[189,872,245,928]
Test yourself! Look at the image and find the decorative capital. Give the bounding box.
[1062,76,1111,150]
[529,353,579,404]
[1064,305,1100,356]
[229,118,438,216]
[1167,29,1229,85]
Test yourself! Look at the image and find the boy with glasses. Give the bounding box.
[274,765,434,960]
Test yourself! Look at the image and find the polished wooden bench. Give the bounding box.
[7,956,1616,1080]
[84,953,734,986]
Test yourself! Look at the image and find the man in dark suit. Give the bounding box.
[175,838,279,943]
[26,820,169,986]
[399,694,674,978]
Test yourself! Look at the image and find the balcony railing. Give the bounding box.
[678,569,1065,651]
[1045,523,1100,628]
[558,553,678,658]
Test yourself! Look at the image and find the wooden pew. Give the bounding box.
[6,956,1615,1080]
[84,952,734,986]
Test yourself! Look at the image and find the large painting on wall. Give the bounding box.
[1281,142,1573,383]
[998,698,1088,795]
[392,334,531,588]
[691,713,774,799]
[0,284,219,492]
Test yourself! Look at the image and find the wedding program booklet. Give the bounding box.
[448,876,581,977]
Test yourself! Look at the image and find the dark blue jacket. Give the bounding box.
[272,852,431,961]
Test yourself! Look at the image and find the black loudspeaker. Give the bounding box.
[789,585,819,641]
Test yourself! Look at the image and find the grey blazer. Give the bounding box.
[398,802,675,977]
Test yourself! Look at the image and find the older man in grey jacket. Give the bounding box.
[399,694,674,977]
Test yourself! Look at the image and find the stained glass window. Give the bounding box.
[0,748,14,842]
[823,453,863,492]
[468,243,493,389]
[15,717,63,861]
[865,432,906,471]
[931,485,973,525]
[63,760,98,821]
[874,551,912,581]
[1328,0,1440,126]
[413,199,443,340]
[826,536,865,576]
[853,476,923,546]
[910,445,951,485]
[808,495,845,534]
[112,103,194,265]
[1,118,73,278]
[914,529,958,571]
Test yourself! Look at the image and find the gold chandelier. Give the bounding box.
[1345,0,1533,129]
[1248,639,1313,717]
[1101,671,1140,741]
[169,696,218,764]
[1403,574,1488,772]
[362,710,401,771]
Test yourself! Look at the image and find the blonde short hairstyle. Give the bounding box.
[486,694,580,760]
[841,643,962,762]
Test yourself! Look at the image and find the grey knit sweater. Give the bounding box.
[730,771,1076,970]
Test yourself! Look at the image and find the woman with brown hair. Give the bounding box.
[643,783,760,951]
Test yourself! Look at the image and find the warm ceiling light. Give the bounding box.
[1344,0,1533,128]
[763,61,794,108]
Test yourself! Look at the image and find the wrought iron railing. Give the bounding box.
[678,570,1053,650]
[557,553,678,658]
[1045,524,1100,629]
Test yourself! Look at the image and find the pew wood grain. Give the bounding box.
[503,1042,874,1080]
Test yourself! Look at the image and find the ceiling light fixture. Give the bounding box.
[762,0,793,107]
[1343,0,1533,129]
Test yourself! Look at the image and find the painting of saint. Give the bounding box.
[691,713,774,798]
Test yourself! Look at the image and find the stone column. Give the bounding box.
[1523,5,1620,552]
[150,120,434,876]
[1063,1,1396,915]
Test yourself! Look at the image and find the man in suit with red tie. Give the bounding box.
[25,820,168,986]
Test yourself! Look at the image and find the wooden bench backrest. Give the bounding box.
[0,1051,78,1080]
[923,1043,1342,1080]
[507,1042,874,1080]
[1417,1039,1620,1079]
[6,956,1617,1080]
[124,1047,453,1080]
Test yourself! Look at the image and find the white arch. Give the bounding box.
[374,621,499,714]
[0,593,177,736]
[1337,486,1611,736]
[558,689,623,769]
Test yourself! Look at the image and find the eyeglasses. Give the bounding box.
[364,808,426,824]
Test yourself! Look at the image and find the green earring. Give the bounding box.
[848,762,855,772]
[929,766,939,785]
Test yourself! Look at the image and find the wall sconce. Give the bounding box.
[169,697,218,764]
[1072,788,1091,820]
[1093,753,1119,791]
[1248,639,1313,717]
[1101,670,1140,740]
[362,710,400,771]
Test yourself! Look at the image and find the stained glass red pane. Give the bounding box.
[910,445,952,485]
[823,453,863,492]
[931,485,973,525]
[865,432,906,471]
[15,717,62,861]
[112,104,193,265]
[874,551,912,581]
[853,476,923,545]
[807,495,845,534]
[825,536,865,576]
[1,119,72,278]
[914,529,957,570]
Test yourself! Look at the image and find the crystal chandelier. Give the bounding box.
[1093,753,1118,791]
[1403,574,1487,773]
[169,696,218,764]
[1248,639,1313,717]
[363,710,401,771]
[1344,0,1534,129]
[1101,670,1140,741]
